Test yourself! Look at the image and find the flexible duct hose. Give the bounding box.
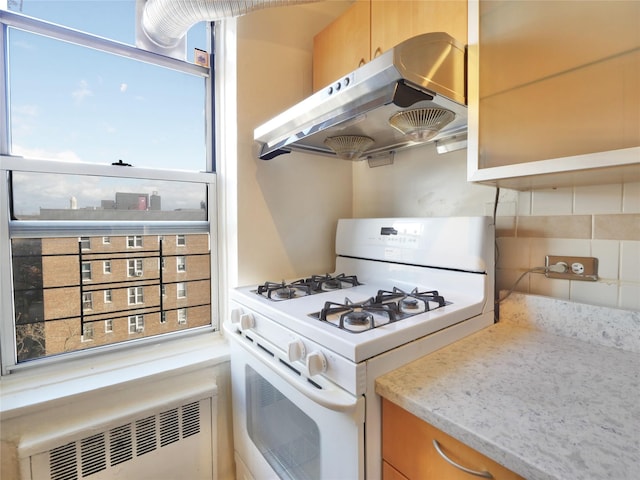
[142,0,321,48]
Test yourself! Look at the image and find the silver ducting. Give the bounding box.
[142,0,320,48]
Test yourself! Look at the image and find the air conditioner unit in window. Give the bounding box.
[135,271,143,277]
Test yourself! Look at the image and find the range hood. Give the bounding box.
[254,32,467,161]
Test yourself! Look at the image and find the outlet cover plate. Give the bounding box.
[545,255,598,281]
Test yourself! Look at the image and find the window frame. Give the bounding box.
[0,9,220,375]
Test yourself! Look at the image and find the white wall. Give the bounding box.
[235,2,354,286]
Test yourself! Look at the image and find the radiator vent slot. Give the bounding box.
[109,424,132,466]
[50,442,77,480]
[44,401,202,479]
[80,434,106,477]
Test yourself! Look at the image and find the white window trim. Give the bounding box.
[104,289,112,303]
[177,282,187,299]
[177,256,186,272]
[103,260,111,274]
[127,287,144,305]
[104,319,113,333]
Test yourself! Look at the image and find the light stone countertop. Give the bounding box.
[375,294,640,480]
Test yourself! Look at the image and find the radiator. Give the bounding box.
[27,397,215,480]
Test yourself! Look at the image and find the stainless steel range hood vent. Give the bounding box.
[254,32,467,161]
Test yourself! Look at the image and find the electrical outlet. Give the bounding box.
[545,255,598,281]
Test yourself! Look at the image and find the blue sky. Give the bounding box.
[5,1,210,215]
[8,1,208,171]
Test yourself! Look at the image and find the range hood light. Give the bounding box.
[388,107,456,142]
[324,135,375,161]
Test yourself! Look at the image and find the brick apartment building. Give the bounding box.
[12,190,211,362]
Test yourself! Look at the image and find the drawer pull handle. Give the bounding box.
[432,439,494,479]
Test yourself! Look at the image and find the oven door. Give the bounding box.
[228,331,365,480]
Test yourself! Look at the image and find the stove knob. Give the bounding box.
[230,308,243,324]
[239,312,255,331]
[306,351,327,376]
[287,339,306,362]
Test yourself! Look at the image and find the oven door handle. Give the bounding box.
[232,332,362,415]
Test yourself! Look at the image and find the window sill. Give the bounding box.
[0,332,229,421]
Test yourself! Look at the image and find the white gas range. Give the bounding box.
[225,217,495,480]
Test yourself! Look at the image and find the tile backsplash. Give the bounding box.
[497,184,640,311]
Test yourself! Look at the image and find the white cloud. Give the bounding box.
[120,83,128,93]
[11,145,83,163]
[72,80,93,102]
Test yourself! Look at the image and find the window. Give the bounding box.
[81,262,92,281]
[82,323,94,342]
[178,309,187,325]
[128,315,144,334]
[128,287,144,305]
[82,292,93,310]
[161,285,167,297]
[177,283,187,298]
[176,235,186,246]
[161,312,167,324]
[128,259,143,277]
[177,256,186,272]
[2,6,216,372]
[127,236,143,248]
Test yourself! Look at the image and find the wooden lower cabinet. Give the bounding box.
[382,398,524,480]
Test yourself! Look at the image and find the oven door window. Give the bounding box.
[245,365,320,480]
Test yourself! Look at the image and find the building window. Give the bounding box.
[81,262,92,281]
[128,259,143,277]
[176,235,186,246]
[177,256,186,272]
[128,315,144,334]
[160,312,167,324]
[105,319,113,333]
[161,285,166,297]
[103,236,111,244]
[128,287,144,305]
[81,323,94,342]
[104,289,113,303]
[178,308,187,324]
[104,260,112,274]
[82,292,93,310]
[177,282,187,298]
[127,235,143,248]
[80,236,90,250]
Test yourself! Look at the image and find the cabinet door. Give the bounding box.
[467,0,640,189]
[383,460,409,480]
[312,0,370,91]
[371,0,468,59]
[382,399,524,480]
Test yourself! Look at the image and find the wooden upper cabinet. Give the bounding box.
[382,398,524,480]
[312,0,370,91]
[468,0,640,189]
[312,1,468,92]
[370,0,467,59]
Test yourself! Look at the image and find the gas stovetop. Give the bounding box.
[230,217,495,363]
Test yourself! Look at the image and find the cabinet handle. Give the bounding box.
[358,58,366,67]
[432,439,494,479]
[373,47,382,58]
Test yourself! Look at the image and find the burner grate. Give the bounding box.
[254,274,362,301]
[310,287,450,333]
